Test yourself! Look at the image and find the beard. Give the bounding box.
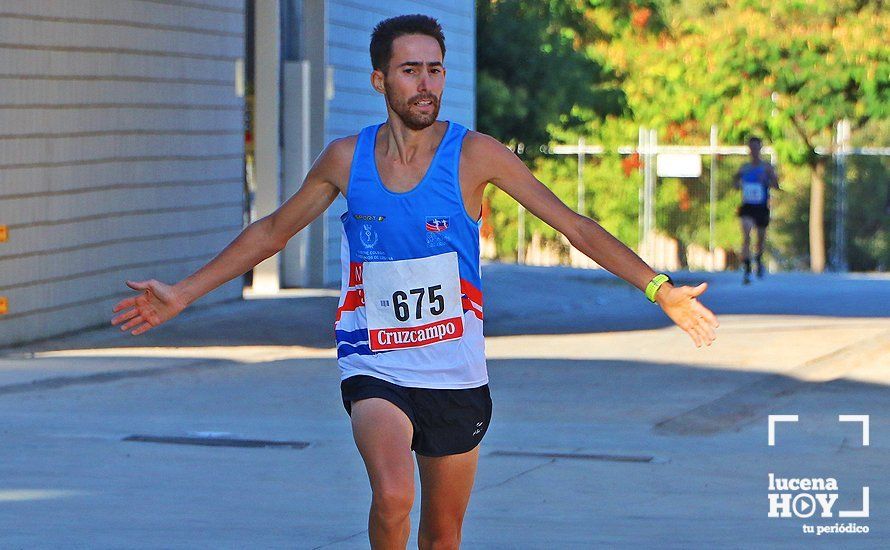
[384,83,441,131]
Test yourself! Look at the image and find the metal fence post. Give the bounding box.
[517,204,526,264]
[647,129,658,264]
[638,127,646,257]
[709,125,718,271]
[832,119,850,272]
[577,137,586,215]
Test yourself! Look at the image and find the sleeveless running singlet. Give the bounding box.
[739,163,770,206]
[334,121,487,389]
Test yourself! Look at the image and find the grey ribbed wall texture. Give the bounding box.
[322,0,476,284]
[0,0,246,347]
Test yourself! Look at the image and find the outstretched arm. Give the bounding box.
[111,137,352,335]
[467,133,718,347]
[732,168,742,190]
[767,164,780,190]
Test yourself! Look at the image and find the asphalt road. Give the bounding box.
[1,265,887,548]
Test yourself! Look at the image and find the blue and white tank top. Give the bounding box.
[739,163,770,206]
[334,121,487,389]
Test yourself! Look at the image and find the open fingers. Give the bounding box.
[685,310,718,348]
[111,308,139,326]
[698,316,717,343]
[691,323,709,348]
[131,323,153,336]
[684,322,703,347]
[120,315,145,332]
[681,286,719,330]
[112,297,136,313]
[694,302,719,328]
[694,318,715,346]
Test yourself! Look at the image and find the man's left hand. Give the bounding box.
[656,283,719,348]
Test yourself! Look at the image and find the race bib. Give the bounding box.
[742,182,765,204]
[362,252,464,352]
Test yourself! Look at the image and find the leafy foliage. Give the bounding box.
[476,0,889,270]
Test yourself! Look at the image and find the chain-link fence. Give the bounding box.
[490,122,889,272]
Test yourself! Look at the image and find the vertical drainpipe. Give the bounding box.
[251,0,282,293]
[302,0,328,287]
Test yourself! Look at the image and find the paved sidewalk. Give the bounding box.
[0,266,888,548]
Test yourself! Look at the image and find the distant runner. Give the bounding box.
[734,136,780,284]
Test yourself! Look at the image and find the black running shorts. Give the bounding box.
[738,204,770,228]
[341,374,492,457]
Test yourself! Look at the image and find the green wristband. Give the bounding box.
[645,273,672,303]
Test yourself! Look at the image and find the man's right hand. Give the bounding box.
[111,279,187,336]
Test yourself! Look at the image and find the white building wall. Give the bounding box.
[0,0,246,346]
[321,0,476,284]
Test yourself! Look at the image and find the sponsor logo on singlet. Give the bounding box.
[354,214,386,222]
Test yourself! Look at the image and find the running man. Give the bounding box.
[733,136,780,284]
[111,15,719,549]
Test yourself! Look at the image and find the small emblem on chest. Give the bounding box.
[426,217,450,232]
[360,224,379,249]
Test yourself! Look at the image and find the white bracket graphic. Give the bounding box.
[839,486,870,518]
[838,415,870,446]
[768,414,799,446]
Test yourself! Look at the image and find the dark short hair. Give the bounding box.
[748,136,763,145]
[370,14,446,72]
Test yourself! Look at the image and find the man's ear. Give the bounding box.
[371,69,385,94]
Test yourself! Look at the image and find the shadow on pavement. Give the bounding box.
[2,263,887,355]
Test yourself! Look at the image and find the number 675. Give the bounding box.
[392,285,444,321]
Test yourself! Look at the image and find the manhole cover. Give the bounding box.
[123,434,310,449]
[489,450,657,463]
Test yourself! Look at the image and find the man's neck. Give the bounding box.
[380,116,443,164]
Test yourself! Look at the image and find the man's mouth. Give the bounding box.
[413,98,435,107]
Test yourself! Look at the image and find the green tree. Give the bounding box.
[603,0,889,271]
[477,1,666,259]
[476,0,664,152]
[476,0,888,271]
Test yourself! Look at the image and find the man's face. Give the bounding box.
[749,140,762,160]
[374,34,445,130]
